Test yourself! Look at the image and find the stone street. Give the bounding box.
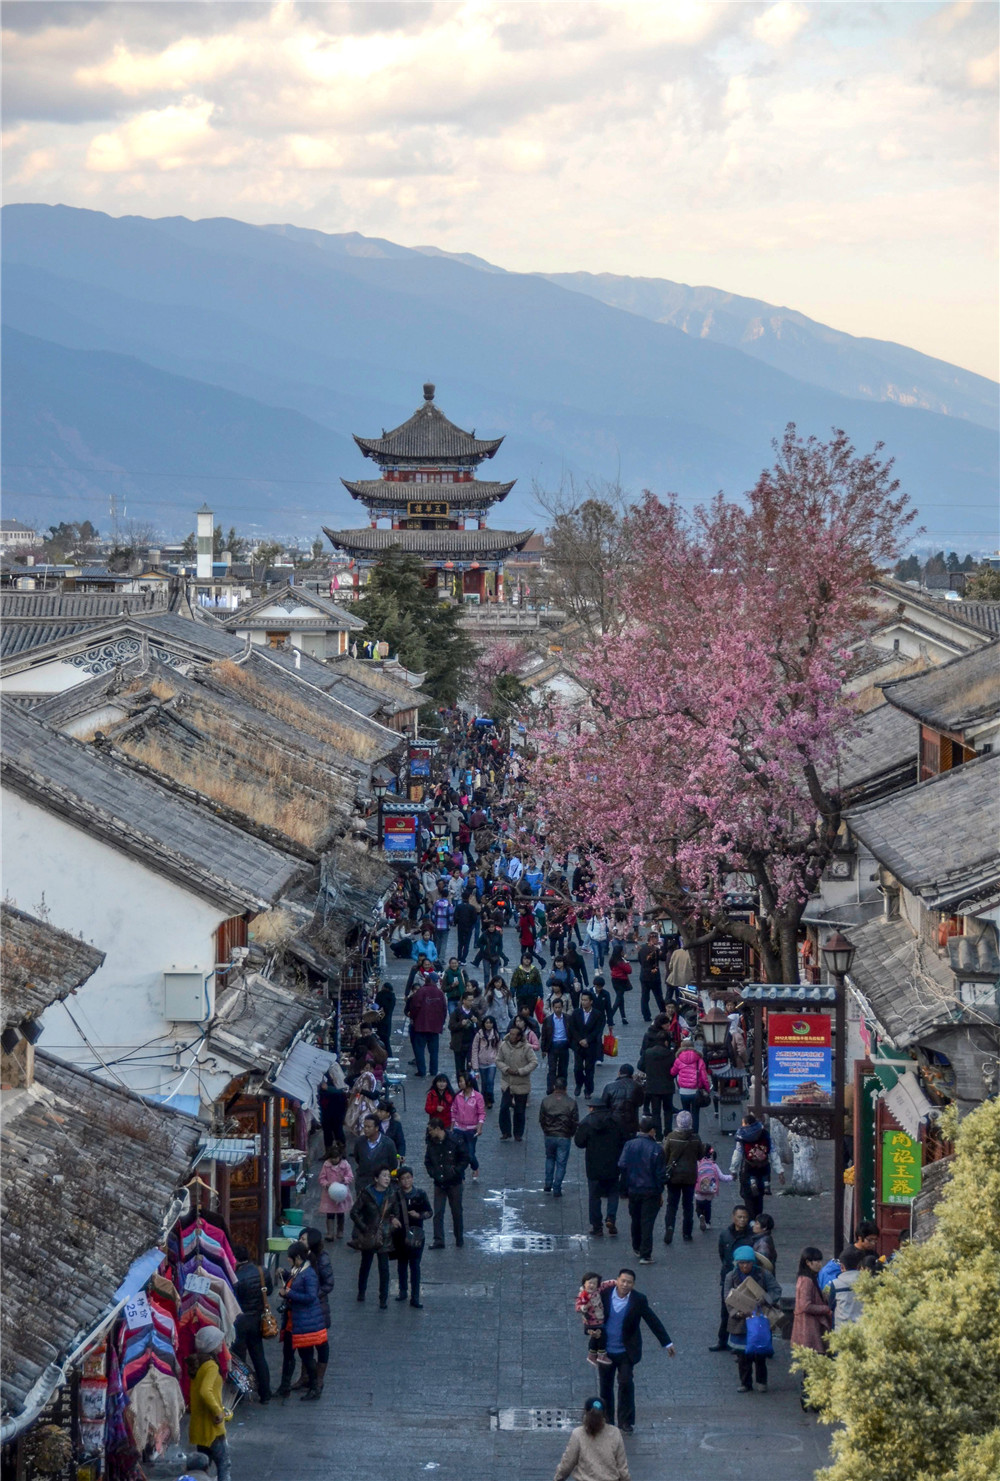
[222,929,835,1481]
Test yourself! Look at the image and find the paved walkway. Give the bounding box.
[217,928,835,1480]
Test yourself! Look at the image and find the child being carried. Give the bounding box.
[575,1271,615,1366]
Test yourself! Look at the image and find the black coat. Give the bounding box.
[599,1288,671,1363]
[449,1006,480,1055]
[424,1129,471,1187]
[603,1076,645,1138]
[234,1259,273,1320]
[718,1221,752,1286]
[637,1039,675,1096]
[574,1107,626,1181]
[392,1186,433,1254]
[569,1005,605,1057]
[353,1132,400,1193]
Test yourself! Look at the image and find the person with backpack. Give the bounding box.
[694,1145,733,1231]
[730,1112,784,1218]
[661,1111,708,1244]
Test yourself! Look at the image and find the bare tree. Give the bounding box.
[532,475,633,640]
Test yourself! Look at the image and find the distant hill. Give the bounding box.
[539,272,998,431]
[1,204,996,540]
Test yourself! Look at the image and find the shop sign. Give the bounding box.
[767,1013,832,1105]
[708,933,748,977]
[407,500,449,517]
[383,812,419,853]
[408,744,434,778]
[122,1292,152,1330]
[882,1129,921,1205]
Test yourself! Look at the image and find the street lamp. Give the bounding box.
[700,1004,729,1050]
[372,779,388,846]
[821,930,855,1259]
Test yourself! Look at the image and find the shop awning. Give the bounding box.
[198,1135,260,1167]
[270,1040,337,1113]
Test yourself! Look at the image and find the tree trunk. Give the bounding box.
[788,1132,822,1194]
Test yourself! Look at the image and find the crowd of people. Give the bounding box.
[197,713,873,1481]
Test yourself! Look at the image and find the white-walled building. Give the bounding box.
[222,584,364,659]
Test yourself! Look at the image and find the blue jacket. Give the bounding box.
[618,1134,667,1195]
[284,1262,325,1335]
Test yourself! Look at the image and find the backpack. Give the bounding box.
[696,1163,719,1198]
[744,1138,769,1168]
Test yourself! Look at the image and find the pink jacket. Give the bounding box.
[672,1047,711,1092]
[318,1158,354,1214]
[451,1089,486,1131]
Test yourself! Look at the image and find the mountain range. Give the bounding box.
[1,203,996,541]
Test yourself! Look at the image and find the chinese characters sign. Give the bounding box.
[408,745,434,778]
[766,1013,832,1105]
[383,812,420,853]
[881,1129,921,1205]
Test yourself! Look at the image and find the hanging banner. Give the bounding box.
[767,1013,833,1105]
[881,1129,921,1205]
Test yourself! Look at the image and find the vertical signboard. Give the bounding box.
[881,1129,921,1205]
[766,1013,833,1105]
[382,812,419,854]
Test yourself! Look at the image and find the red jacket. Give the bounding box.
[424,1087,455,1129]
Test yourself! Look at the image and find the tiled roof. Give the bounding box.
[947,601,1000,636]
[846,752,1000,911]
[881,641,1000,735]
[0,620,95,659]
[831,704,918,801]
[0,905,105,1031]
[221,583,364,631]
[247,651,401,760]
[323,526,533,558]
[1,1053,200,1424]
[354,388,503,463]
[342,478,515,508]
[846,914,958,1047]
[874,580,995,642]
[1,701,304,914]
[207,973,319,1075]
[1,590,168,621]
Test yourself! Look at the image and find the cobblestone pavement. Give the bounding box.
[217,927,835,1481]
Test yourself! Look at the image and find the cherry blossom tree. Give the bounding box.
[533,426,915,983]
[470,639,533,727]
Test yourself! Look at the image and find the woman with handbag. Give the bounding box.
[723,1245,782,1393]
[349,1167,401,1310]
[670,1040,712,1133]
[231,1245,274,1405]
[392,1166,432,1308]
[276,1244,325,1401]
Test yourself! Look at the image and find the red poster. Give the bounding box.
[768,1013,831,1047]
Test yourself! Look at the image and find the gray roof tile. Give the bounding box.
[354,388,503,463]
[881,641,1000,735]
[846,913,959,1046]
[342,478,514,507]
[1,701,303,913]
[1,1053,200,1422]
[846,752,1000,910]
[0,905,105,1031]
[323,526,533,557]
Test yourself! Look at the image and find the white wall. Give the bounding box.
[0,660,92,696]
[1,788,226,1103]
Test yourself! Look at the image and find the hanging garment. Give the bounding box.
[126,1366,186,1453]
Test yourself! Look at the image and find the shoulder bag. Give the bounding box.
[258,1267,278,1339]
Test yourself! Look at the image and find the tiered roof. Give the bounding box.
[342,477,515,508]
[323,526,533,559]
[354,384,503,464]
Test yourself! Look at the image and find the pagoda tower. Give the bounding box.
[324,384,532,603]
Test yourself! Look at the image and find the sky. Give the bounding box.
[2,1,998,380]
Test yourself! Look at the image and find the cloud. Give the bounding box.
[752,3,808,48]
[1,1,995,375]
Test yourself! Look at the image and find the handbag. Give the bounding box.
[745,1310,774,1358]
[258,1267,278,1340]
[695,1086,712,1108]
[602,1032,619,1058]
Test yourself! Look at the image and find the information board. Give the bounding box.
[383,813,419,853]
[881,1129,921,1205]
[708,934,749,977]
[408,745,434,778]
[766,1013,833,1105]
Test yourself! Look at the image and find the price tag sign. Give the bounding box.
[122,1292,152,1330]
[184,1273,214,1296]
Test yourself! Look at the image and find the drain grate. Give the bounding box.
[487,1234,555,1254]
[493,1407,576,1431]
[418,1282,495,1298]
